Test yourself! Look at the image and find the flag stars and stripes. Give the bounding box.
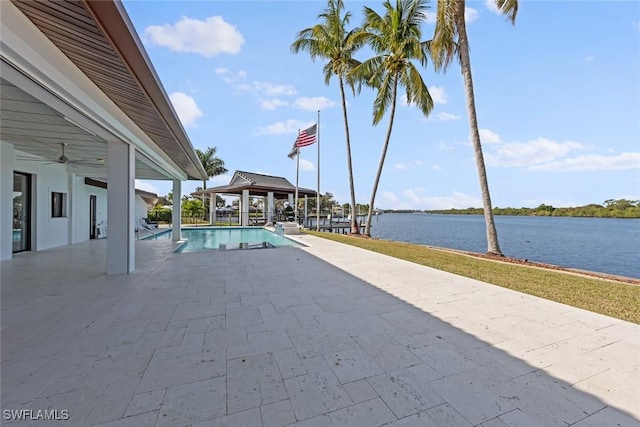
[295,124,317,147]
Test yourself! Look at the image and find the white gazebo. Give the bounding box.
[195,171,317,226]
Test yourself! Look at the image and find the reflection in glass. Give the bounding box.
[13,172,30,253]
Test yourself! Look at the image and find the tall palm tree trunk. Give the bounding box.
[455,0,502,255]
[339,77,359,234]
[364,76,399,236]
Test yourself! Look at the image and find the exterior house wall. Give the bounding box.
[1,148,115,260]
[12,149,70,252]
[135,196,148,221]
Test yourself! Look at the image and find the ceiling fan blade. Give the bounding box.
[68,161,106,168]
[15,156,50,161]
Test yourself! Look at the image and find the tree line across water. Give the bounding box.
[385,199,640,218]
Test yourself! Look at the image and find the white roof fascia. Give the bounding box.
[0,1,187,181]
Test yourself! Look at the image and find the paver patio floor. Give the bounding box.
[1,234,638,426]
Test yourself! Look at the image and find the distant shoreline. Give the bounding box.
[378,199,640,218]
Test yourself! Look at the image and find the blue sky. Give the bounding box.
[126,0,640,210]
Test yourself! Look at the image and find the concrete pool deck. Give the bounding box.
[1,234,638,426]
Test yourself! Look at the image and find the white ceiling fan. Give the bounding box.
[16,142,105,168]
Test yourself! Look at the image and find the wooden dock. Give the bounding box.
[316,222,352,234]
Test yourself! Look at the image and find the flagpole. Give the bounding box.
[295,131,300,224]
[316,110,320,231]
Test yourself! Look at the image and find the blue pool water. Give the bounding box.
[145,227,302,253]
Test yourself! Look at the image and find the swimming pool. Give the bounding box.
[144,227,302,253]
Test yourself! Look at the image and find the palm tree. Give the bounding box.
[429,0,517,256]
[196,146,227,219]
[352,0,434,236]
[291,0,363,234]
[196,146,227,189]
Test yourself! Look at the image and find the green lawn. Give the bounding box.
[304,231,640,324]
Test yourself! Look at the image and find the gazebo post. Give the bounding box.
[241,190,250,226]
[304,195,308,228]
[267,192,274,225]
[209,192,216,226]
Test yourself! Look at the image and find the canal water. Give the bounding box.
[364,214,639,279]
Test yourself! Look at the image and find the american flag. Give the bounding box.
[294,124,317,147]
[287,144,299,159]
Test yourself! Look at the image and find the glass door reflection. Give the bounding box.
[13,172,31,253]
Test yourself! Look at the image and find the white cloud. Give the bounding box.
[437,142,456,151]
[484,0,501,15]
[479,128,501,144]
[392,160,424,170]
[528,152,640,172]
[253,82,297,96]
[379,190,481,210]
[585,55,595,62]
[465,7,479,23]
[293,97,336,111]
[433,112,461,121]
[254,119,313,136]
[217,69,249,85]
[486,138,586,167]
[135,180,160,194]
[428,86,447,104]
[233,81,297,97]
[299,159,315,171]
[169,92,203,127]
[144,16,244,57]
[432,164,442,170]
[260,99,288,110]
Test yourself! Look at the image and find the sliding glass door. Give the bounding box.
[13,172,31,253]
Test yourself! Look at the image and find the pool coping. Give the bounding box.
[142,226,308,252]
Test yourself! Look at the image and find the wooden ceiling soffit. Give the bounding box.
[10,0,207,181]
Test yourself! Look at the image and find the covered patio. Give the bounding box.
[1,0,208,274]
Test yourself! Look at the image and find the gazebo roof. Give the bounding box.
[194,171,317,199]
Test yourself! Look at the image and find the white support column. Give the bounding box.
[210,192,217,226]
[304,195,308,228]
[0,142,14,261]
[241,190,250,226]
[267,192,274,225]
[288,193,294,207]
[262,197,267,219]
[107,140,135,274]
[67,172,77,244]
[172,179,181,241]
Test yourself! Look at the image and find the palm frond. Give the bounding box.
[495,0,518,24]
[430,0,458,71]
[291,0,365,86]
[372,73,396,125]
[402,64,433,116]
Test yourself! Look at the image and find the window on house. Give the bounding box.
[51,192,67,218]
